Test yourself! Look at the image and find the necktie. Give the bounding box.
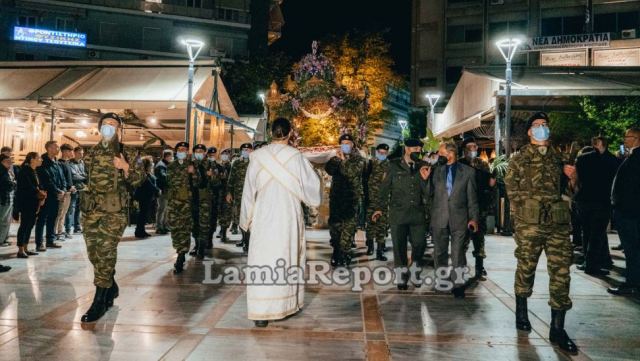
[446,166,453,196]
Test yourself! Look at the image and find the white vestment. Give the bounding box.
[240,143,322,321]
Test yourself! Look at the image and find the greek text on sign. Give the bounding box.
[530,33,610,50]
[13,26,87,47]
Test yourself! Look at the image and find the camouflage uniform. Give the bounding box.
[325,153,367,257]
[366,158,390,247]
[192,158,214,256]
[228,157,250,227]
[82,140,144,288]
[206,160,226,243]
[459,157,493,260]
[505,144,573,311]
[167,159,193,254]
[217,160,232,237]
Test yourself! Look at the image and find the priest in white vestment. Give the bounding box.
[239,118,322,327]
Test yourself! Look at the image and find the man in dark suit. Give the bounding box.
[429,142,479,298]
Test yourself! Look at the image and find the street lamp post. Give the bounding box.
[183,39,204,143]
[398,119,408,142]
[495,38,521,156]
[425,93,440,131]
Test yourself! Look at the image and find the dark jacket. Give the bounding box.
[58,159,74,191]
[154,160,169,193]
[611,147,640,217]
[134,173,160,203]
[377,158,431,225]
[15,165,40,212]
[69,159,87,189]
[575,150,620,208]
[37,154,66,197]
[429,162,479,231]
[0,166,17,206]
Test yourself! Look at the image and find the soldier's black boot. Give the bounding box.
[475,257,487,279]
[397,271,409,290]
[549,309,578,355]
[366,239,374,256]
[242,232,250,253]
[220,227,228,242]
[342,249,352,268]
[331,247,342,268]
[196,241,206,260]
[231,224,239,235]
[515,296,532,331]
[376,246,388,261]
[81,287,108,323]
[105,271,119,308]
[174,252,186,274]
[189,247,197,256]
[254,320,268,328]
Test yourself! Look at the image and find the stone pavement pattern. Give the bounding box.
[0,225,638,361]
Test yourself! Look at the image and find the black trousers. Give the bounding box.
[17,207,38,247]
[207,192,220,242]
[135,199,152,234]
[579,204,613,271]
[35,197,59,247]
[391,223,427,269]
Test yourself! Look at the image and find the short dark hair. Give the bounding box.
[591,136,608,148]
[44,140,58,150]
[1,146,12,153]
[73,146,83,152]
[0,154,10,163]
[271,118,292,139]
[22,152,39,167]
[60,143,74,151]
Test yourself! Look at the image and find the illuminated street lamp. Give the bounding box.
[425,93,440,131]
[258,92,267,141]
[183,38,205,143]
[495,38,521,156]
[398,119,408,141]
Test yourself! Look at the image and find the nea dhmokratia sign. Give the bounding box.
[530,33,610,50]
[13,26,87,47]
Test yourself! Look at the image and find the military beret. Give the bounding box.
[462,136,477,148]
[404,138,423,147]
[193,144,207,152]
[526,112,549,130]
[174,142,189,150]
[99,112,122,127]
[207,146,217,154]
[240,143,253,150]
[376,143,389,151]
[339,134,354,143]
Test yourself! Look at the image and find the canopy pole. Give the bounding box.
[50,108,55,141]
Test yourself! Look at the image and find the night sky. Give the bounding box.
[270,0,412,78]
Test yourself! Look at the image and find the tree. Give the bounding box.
[222,52,292,114]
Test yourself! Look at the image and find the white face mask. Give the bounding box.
[221,154,230,162]
[100,124,116,140]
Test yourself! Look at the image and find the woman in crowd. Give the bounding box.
[15,152,46,258]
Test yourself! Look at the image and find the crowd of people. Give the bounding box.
[0,112,638,356]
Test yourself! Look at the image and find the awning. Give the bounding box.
[433,66,640,138]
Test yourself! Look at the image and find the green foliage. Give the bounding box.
[489,154,509,181]
[421,128,441,153]
[548,111,598,146]
[222,53,292,114]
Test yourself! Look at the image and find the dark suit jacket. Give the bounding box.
[429,162,479,231]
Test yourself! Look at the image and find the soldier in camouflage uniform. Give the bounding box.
[459,136,496,279]
[205,147,225,248]
[190,144,213,260]
[80,113,145,323]
[216,149,233,242]
[365,143,390,261]
[505,112,578,355]
[227,143,252,252]
[167,142,196,274]
[325,134,367,267]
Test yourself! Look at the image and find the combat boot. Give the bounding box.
[475,257,487,278]
[231,225,239,235]
[515,296,532,331]
[397,271,409,290]
[174,252,186,274]
[366,239,374,256]
[331,248,342,268]
[549,309,578,355]
[105,271,119,308]
[219,227,228,243]
[376,247,388,261]
[81,287,109,323]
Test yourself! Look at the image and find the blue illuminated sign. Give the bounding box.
[13,26,87,47]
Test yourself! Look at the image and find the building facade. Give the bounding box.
[0,0,283,61]
[411,0,640,108]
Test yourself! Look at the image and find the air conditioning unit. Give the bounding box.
[490,0,505,5]
[621,29,637,39]
[209,48,226,58]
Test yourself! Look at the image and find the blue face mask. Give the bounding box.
[208,157,216,163]
[100,124,116,140]
[340,144,352,154]
[221,154,230,162]
[194,153,204,161]
[241,150,250,159]
[176,152,187,161]
[375,152,387,161]
[532,125,550,141]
